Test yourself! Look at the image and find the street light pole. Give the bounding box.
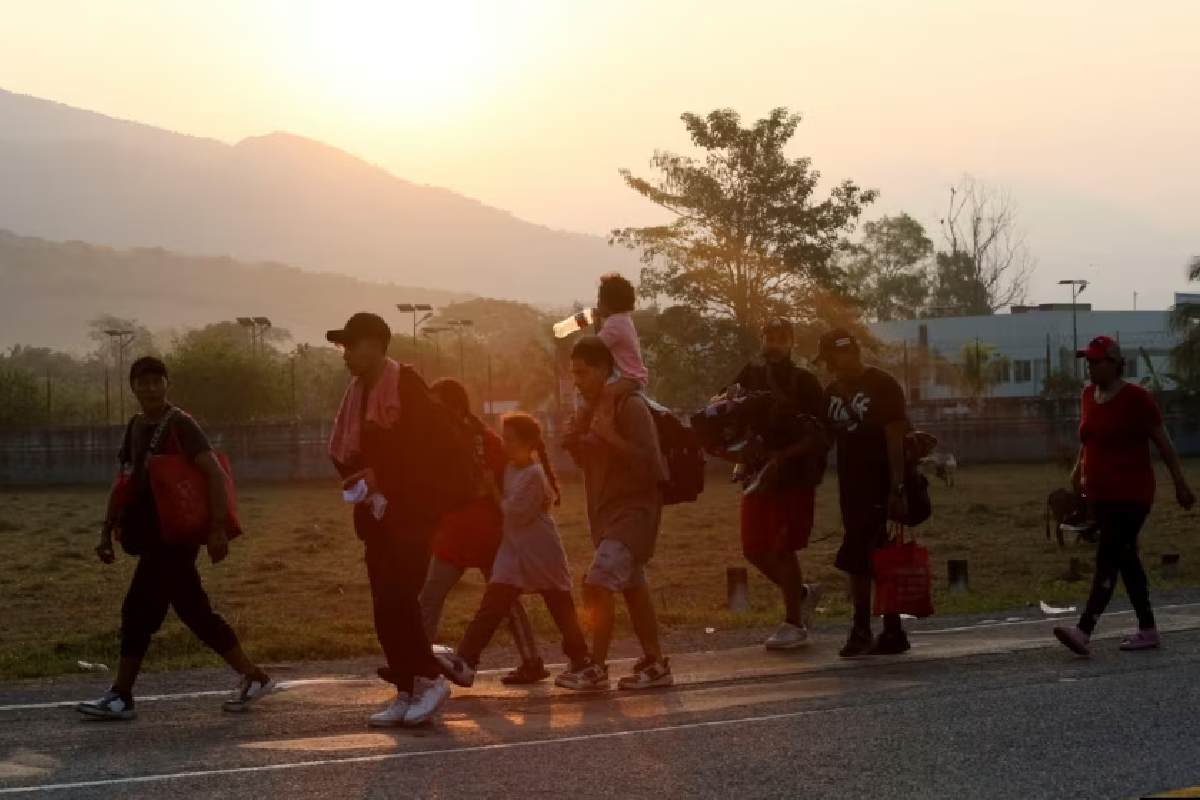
[448,319,474,384]
[423,326,449,378]
[104,329,135,423]
[397,303,434,373]
[1058,279,1088,379]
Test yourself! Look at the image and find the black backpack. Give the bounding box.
[642,396,706,505]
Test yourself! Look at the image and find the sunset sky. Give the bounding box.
[2,0,1197,310]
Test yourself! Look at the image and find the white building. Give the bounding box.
[869,305,1179,402]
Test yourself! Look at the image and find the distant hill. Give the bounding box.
[0,88,636,304]
[0,229,470,351]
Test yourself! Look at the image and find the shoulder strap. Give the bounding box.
[145,407,180,463]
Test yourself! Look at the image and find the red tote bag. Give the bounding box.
[147,415,243,546]
[872,525,934,618]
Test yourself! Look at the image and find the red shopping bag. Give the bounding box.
[872,525,934,618]
[148,420,242,546]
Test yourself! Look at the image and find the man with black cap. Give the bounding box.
[326,312,452,727]
[817,328,912,658]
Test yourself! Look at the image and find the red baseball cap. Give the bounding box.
[1076,335,1124,362]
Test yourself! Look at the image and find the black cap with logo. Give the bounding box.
[814,328,860,364]
[326,313,392,347]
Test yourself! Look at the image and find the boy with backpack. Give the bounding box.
[564,336,673,690]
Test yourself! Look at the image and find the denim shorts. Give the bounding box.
[584,539,647,592]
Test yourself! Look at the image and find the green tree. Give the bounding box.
[611,108,877,353]
[927,250,990,316]
[958,341,1008,398]
[165,322,292,423]
[428,298,558,413]
[845,213,933,321]
[0,364,43,428]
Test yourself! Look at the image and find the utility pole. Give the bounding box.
[448,319,474,384]
[423,326,450,378]
[487,351,494,419]
[104,329,135,423]
[397,303,434,374]
[1058,279,1088,380]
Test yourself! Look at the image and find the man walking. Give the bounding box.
[561,336,672,690]
[818,329,912,658]
[327,313,451,726]
[728,318,827,650]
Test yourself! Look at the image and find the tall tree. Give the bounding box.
[845,213,933,321]
[938,176,1033,313]
[611,108,877,351]
[928,250,989,316]
[1170,255,1200,397]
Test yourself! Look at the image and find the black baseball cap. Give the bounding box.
[814,328,859,363]
[326,312,391,347]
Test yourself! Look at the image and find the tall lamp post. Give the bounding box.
[103,328,135,423]
[448,319,474,383]
[397,303,434,375]
[422,326,450,377]
[1058,279,1088,379]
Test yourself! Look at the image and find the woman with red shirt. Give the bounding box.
[1054,336,1195,656]
[417,379,547,684]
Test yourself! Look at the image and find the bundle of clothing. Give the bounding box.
[690,387,824,495]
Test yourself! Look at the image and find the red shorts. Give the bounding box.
[740,486,816,556]
[431,499,503,571]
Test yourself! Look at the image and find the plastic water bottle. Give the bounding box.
[553,308,595,339]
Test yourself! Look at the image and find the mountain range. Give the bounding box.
[0,228,472,352]
[0,88,635,326]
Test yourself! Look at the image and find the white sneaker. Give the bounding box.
[800,584,823,631]
[403,676,450,726]
[222,675,276,712]
[764,621,808,651]
[368,692,412,728]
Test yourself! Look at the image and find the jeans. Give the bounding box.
[419,556,540,664]
[120,545,238,659]
[1079,502,1154,635]
[458,584,589,669]
[363,523,443,694]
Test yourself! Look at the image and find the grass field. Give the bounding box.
[2,460,1198,681]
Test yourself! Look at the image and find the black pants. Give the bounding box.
[459,584,589,669]
[362,519,443,694]
[120,545,238,659]
[1079,502,1154,635]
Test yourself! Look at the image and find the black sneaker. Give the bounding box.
[869,630,912,656]
[618,656,674,690]
[839,627,874,659]
[76,689,136,721]
[501,659,550,686]
[434,651,477,688]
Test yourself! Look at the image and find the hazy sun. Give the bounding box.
[285,1,503,112]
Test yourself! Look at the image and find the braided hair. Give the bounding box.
[501,412,561,506]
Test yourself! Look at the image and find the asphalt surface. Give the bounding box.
[3,606,1200,799]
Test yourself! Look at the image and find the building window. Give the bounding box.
[991,360,1012,383]
[1013,360,1033,383]
[1126,356,1139,379]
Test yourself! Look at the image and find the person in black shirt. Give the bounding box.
[818,329,911,658]
[725,318,828,651]
[79,357,272,721]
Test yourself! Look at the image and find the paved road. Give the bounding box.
[3,606,1200,799]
